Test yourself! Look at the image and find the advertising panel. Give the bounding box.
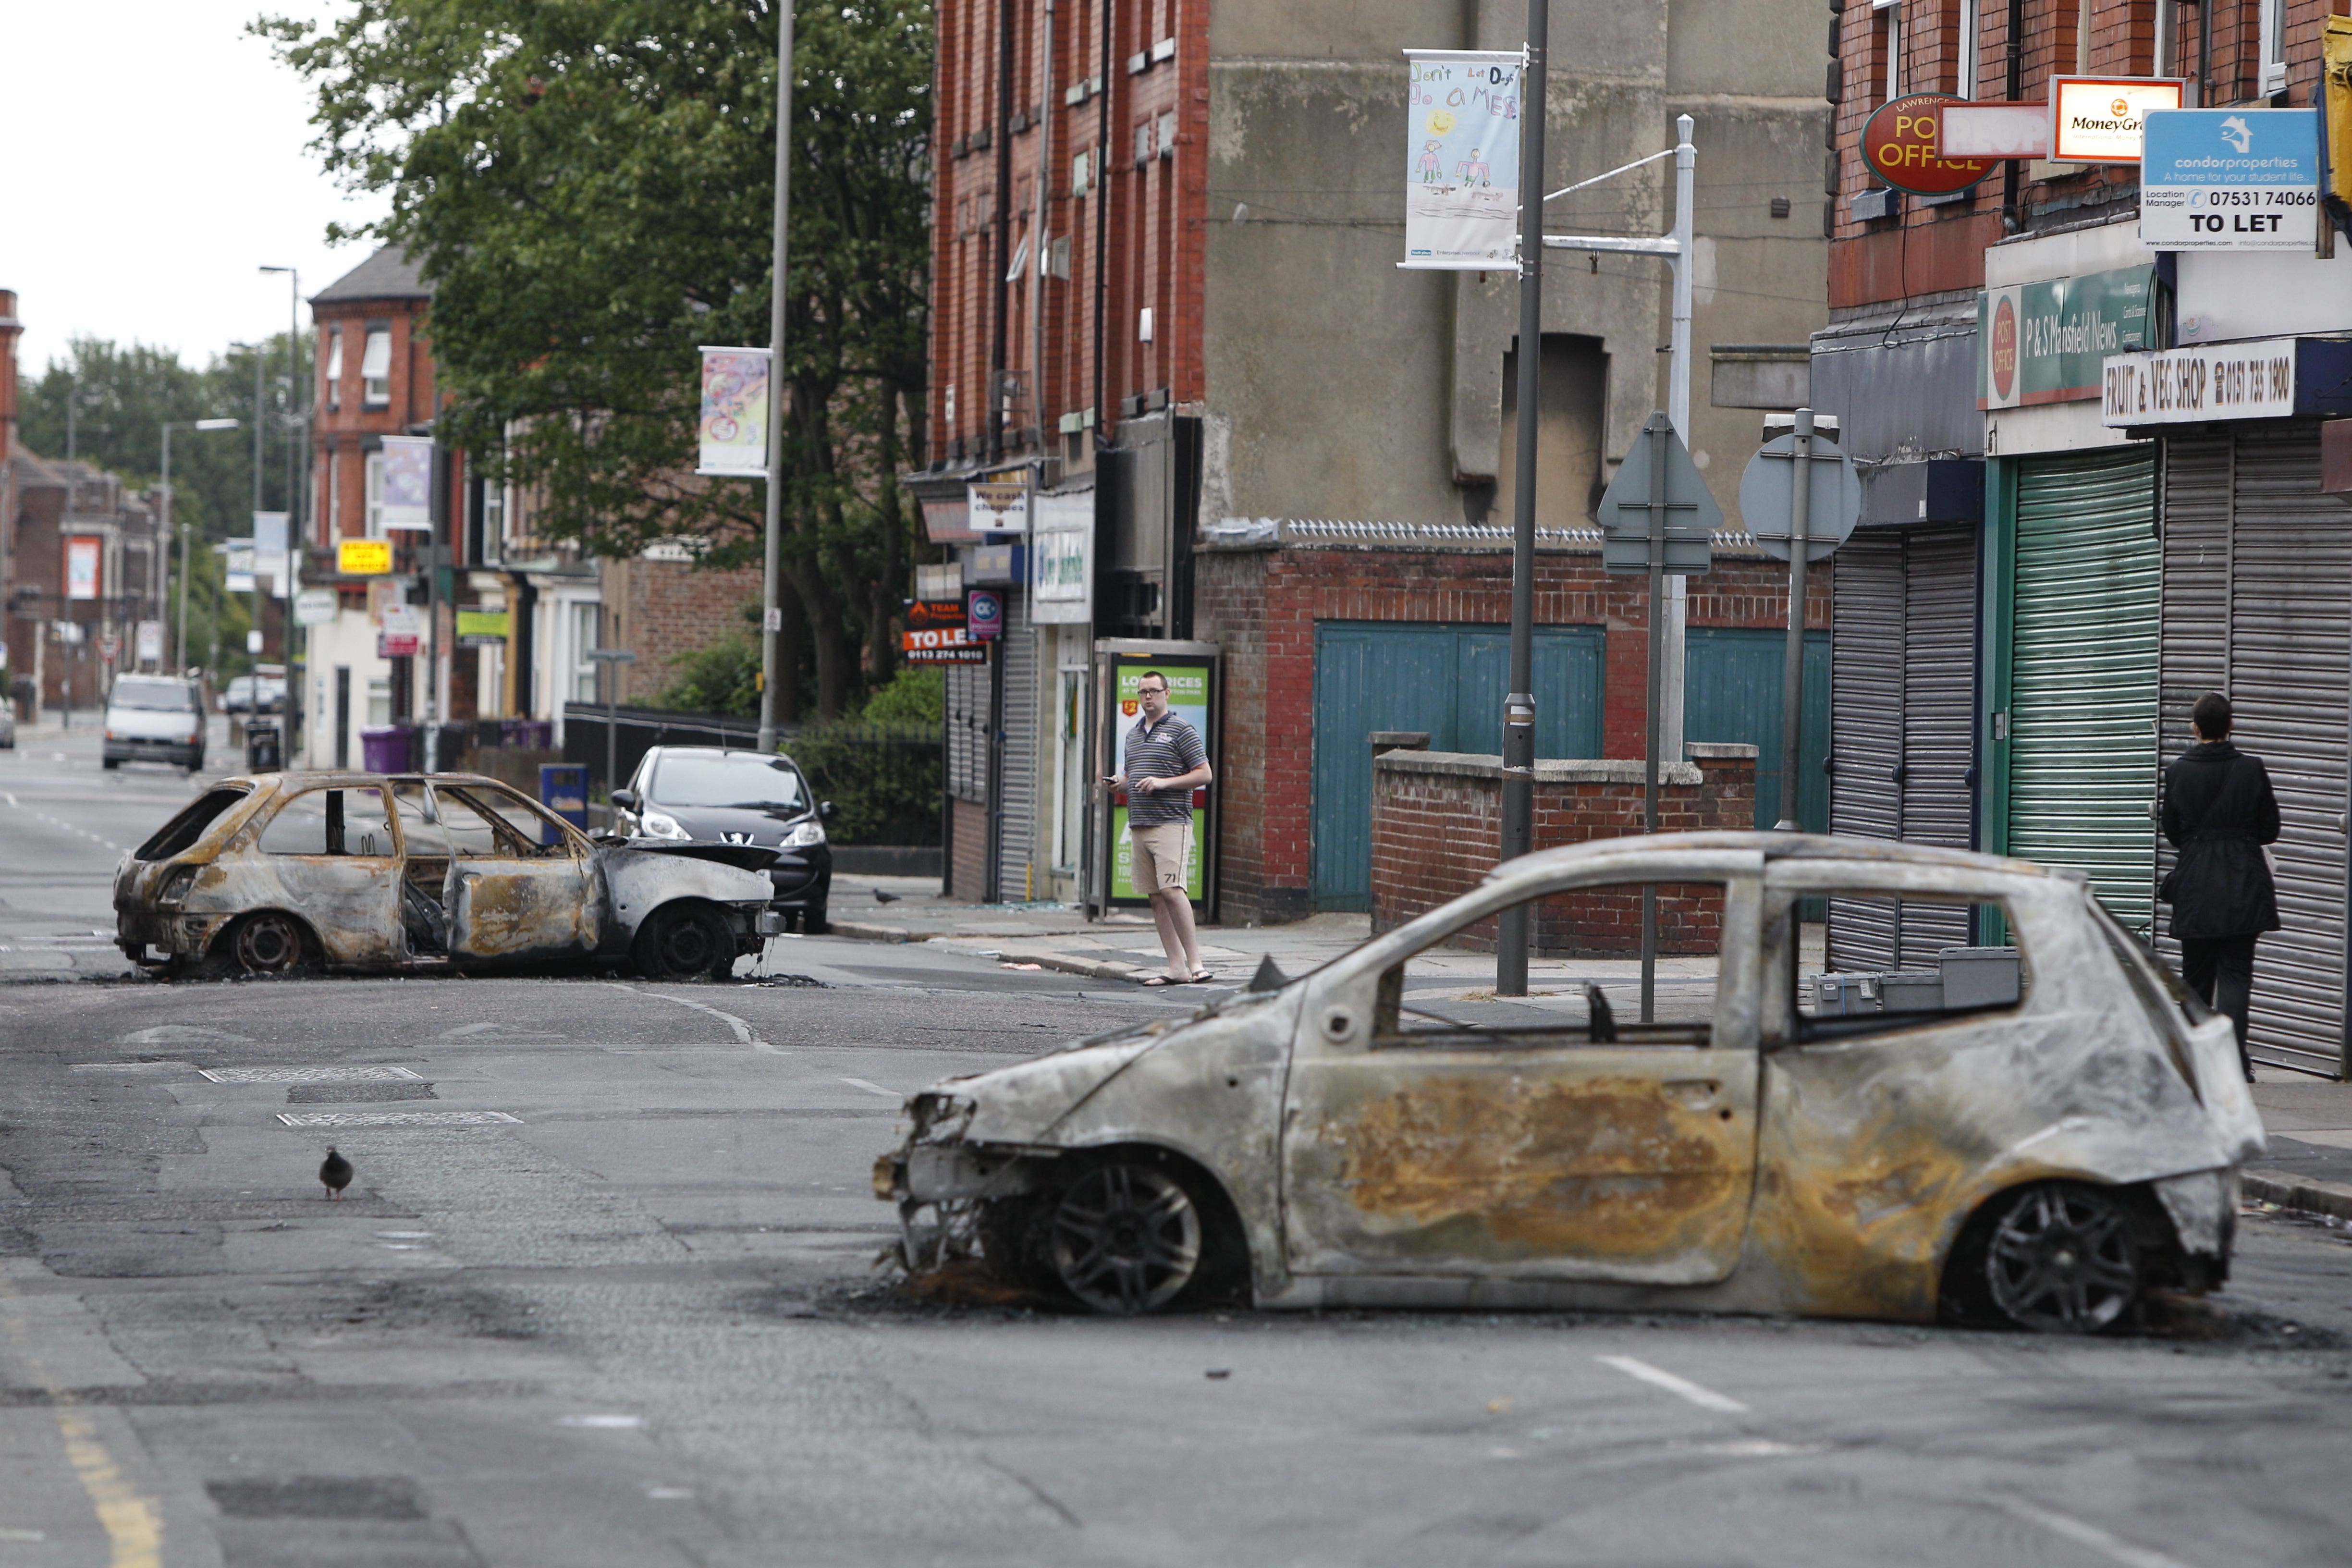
[294,588,340,626]
[1400,49,1521,270]
[253,511,290,595]
[2101,338,2299,426]
[1107,659,1212,903]
[337,538,393,576]
[966,588,1004,641]
[2140,108,2319,250]
[1030,489,1094,624]
[900,599,986,664]
[380,603,422,659]
[2049,77,2184,163]
[135,621,164,663]
[456,609,509,648]
[64,537,100,601]
[379,436,434,531]
[967,477,1030,534]
[1978,266,2155,410]
[696,346,772,477]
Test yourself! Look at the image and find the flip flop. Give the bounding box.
[1141,975,1182,987]
[1190,970,1214,984]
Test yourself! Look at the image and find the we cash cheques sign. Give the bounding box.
[2139,108,2320,250]
[1978,266,2154,410]
[1400,50,1521,270]
[2102,339,2298,426]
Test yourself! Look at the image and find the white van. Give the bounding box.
[103,676,206,773]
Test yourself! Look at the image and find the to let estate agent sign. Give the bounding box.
[2139,108,2320,250]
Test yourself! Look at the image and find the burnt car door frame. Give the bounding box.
[245,782,404,967]
[428,782,594,964]
[1279,848,1767,1286]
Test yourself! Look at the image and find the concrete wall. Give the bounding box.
[1201,0,1830,535]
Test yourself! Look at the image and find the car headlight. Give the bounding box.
[639,810,691,840]
[781,819,826,849]
[157,866,198,906]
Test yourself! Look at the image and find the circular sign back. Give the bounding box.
[1861,92,1998,197]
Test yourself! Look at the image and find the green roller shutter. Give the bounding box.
[2007,446,2159,932]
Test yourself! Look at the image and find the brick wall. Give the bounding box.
[603,556,764,707]
[1193,543,1824,924]
[1368,747,1758,955]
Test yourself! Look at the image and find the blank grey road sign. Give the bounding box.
[1739,433,1861,563]
[1599,416,1720,575]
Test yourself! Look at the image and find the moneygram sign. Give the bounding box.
[2139,108,2319,250]
[2050,77,2183,163]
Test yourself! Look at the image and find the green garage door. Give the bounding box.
[2007,447,2159,931]
[1683,627,1830,832]
[1312,621,1604,909]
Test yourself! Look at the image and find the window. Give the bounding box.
[2074,0,2090,73]
[479,479,504,564]
[2155,0,2178,81]
[135,787,249,862]
[2260,0,2287,95]
[1373,881,1728,1049]
[364,451,385,539]
[329,450,344,538]
[648,753,807,811]
[572,601,602,703]
[1874,0,1902,102]
[258,787,393,857]
[360,328,392,405]
[1795,892,2029,1042]
[324,326,343,411]
[367,677,391,728]
[447,784,575,855]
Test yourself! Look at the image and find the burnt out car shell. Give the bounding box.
[882,833,2264,1323]
[114,770,777,974]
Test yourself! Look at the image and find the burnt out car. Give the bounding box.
[115,772,784,980]
[880,833,2265,1333]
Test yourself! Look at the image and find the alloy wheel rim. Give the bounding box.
[1986,1185,2137,1333]
[1050,1164,1201,1314]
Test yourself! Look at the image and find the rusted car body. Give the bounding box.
[880,833,2265,1332]
[115,771,782,980]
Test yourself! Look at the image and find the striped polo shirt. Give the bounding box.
[1124,711,1206,826]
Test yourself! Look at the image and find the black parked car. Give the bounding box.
[612,746,832,933]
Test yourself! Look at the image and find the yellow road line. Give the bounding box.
[0,1273,162,1567]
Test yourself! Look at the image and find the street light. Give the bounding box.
[262,265,306,757]
[232,342,265,671]
[163,418,241,672]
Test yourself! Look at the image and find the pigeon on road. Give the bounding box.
[873,888,901,904]
[319,1148,354,1200]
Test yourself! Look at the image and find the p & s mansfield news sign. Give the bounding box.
[2139,108,2320,250]
[1978,266,2154,411]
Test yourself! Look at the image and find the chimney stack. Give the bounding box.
[0,290,20,466]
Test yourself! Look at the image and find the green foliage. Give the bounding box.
[653,631,761,719]
[257,0,933,719]
[860,663,943,724]
[788,722,941,845]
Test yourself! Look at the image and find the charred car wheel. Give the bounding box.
[633,903,733,981]
[224,912,315,977]
[1047,1159,1207,1314]
[1978,1181,2143,1334]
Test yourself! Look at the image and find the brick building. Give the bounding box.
[914,0,1836,913]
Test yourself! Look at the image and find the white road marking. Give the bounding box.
[1998,1501,2203,1568]
[203,1066,422,1084]
[441,1020,566,1040]
[1595,1354,1750,1413]
[277,1110,521,1128]
[608,981,777,1052]
[839,1077,899,1099]
[559,1414,643,1430]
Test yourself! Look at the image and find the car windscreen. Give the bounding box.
[649,754,808,811]
[135,787,249,861]
[110,681,198,712]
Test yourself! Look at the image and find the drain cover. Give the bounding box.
[286,1081,438,1105]
[205,1477,425,1520]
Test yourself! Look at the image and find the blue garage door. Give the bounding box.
[1683,627,1830,831]
[1312,621,1605,910]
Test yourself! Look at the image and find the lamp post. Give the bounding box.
[261,266,305,756]
[232,342,265,675]
[163,418,241,672]
[756,2,796,757]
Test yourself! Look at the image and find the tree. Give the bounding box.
[258,0,933,719]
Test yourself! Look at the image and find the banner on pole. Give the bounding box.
[698,346,772,477]
[380,436,434,531]
[1401,49,1522,270]
[253,512,290,597]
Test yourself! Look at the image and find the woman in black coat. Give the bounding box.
[2159,691,2281,1083]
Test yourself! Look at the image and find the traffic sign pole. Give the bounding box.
[1776,409,1815,832]
[1641,406,1669,1023]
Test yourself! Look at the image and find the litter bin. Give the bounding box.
[244,719,282,773]
[360,725,416,773]
[538,762,588,845]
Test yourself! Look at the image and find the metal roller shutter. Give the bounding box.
[2225,425,2351,1076]
[2155,434,2231,975]
[2009,447,2159,933]
[1828,532,1904,971]
[1896,525,1977,961]
[995,595,1041,901]
[946,662,990,804]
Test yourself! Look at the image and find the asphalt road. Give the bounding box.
[5,726,2352,1567]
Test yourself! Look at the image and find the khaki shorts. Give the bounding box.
[1130,820,1194,894]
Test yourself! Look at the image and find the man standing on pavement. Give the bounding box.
[2160,691,2281,1083]
[1108,671,1213,986]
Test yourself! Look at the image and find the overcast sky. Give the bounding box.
[0,0,384,374]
